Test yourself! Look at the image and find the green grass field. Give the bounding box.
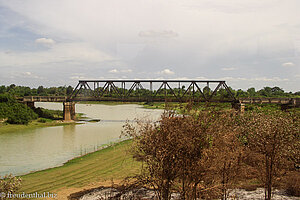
[19,140,139,193]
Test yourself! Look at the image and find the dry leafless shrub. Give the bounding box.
[239,110,299,200]
[122,108,299,200]
[122,109,244,200]
[283,172,300,197]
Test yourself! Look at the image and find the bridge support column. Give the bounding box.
[25,101,35,109]
[232,102,245,113]
[63,102,76,121]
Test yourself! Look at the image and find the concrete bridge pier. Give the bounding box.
[232,102,245,113]
[25,101,35,109]
[63,102,76,121]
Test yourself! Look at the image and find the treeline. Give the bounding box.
[235,86,300,98]
[0,84,73,97]
[0,84,299,98]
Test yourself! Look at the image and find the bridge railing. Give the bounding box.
[238,97,300,106]
[22,96,67,102]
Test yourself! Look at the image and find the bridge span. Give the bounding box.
[19,79,299,121]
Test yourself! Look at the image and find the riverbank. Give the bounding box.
[0,109,85,135]
[0,120,80,134]
[19,139,139,198]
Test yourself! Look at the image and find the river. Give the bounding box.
[0,102,163,176]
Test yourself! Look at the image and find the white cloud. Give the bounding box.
[108,69,132,73]
[0,42,113,67]
[158,69,175,75]
[10,71,42,79]
[70,76,86,80]
[221,67,237,71]
[109,69,118,73]
[222,76,289,82]
[282,62,295,67]
[35,38,55,46]
[139,30,178,38]
[121,69,132,73]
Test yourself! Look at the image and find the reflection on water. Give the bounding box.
[0,103,163,176]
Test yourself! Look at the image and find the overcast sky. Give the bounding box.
[0,0,299,91]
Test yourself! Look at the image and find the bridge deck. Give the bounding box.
[22,96,67,102]
[21,96,300,107]
[239,97,300,106]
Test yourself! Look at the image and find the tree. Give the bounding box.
[37,86,44,95]
[258,87,272,97]
[271,87,284,96]
[247,87,256,97]
[203,86,211,98]
[236,89,248,97]
[0,86,6,94]
[208,113,244,200]
[66,86,73,95]
[122,112,183,200]
[123,111,219,199]
[239,110,299,200]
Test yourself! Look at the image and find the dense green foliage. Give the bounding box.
[0,84,73,97]
[33,107,63,120]
[88,86,299,99]
[0,94,63,125]
[0,94,38,124]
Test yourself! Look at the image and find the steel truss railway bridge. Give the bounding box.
[21,79,300,121]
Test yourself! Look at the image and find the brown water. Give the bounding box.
[0,103,163,176]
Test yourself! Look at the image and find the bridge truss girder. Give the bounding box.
[68,80,237,102]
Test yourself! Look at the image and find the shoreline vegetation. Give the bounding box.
[0,93,86,134]
[0,112,84,135]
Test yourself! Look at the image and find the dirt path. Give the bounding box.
[55,180,123,200]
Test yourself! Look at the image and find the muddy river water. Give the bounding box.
[0,102,163,176]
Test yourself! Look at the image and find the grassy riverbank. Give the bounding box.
[0,120,78,134]
[19,140,139,194]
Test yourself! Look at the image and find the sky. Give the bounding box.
[0,0,299,92]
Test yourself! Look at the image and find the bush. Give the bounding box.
[33,107,63,120]
[0,174,22,199]
[285,172,300,197]
[5,103,38,125]
[37,118,47,123]
[0,94,15,103]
